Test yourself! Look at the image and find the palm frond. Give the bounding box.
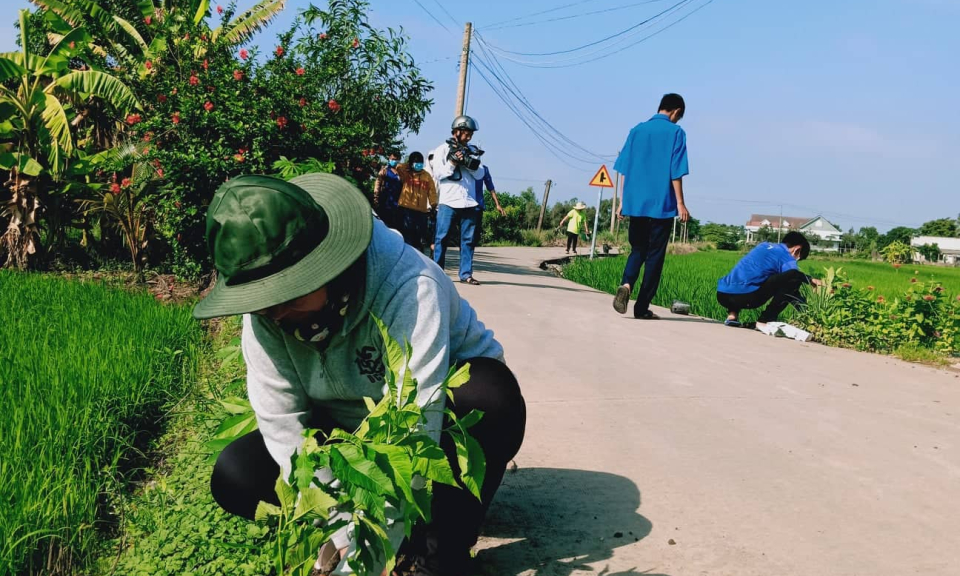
[40,92,74,157]
[112,15,149,54]
[50,70,140,113]
[28,0,85,28]
[214,0,286,45]
[0,57,27,84]
[135,0,156,19]
[193,0,210,26]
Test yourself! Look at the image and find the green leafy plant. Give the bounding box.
[207,316,485,576]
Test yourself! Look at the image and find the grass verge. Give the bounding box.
[0,271,201,575]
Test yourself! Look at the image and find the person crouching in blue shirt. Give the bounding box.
[716,232,823,328]
[612,93,691,320]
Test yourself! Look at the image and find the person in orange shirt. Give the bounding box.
[395,151,438,253]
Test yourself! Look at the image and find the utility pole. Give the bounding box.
[536,179,553,232]
[777,204,783,243]
[454,23,473,117]
[609,171,620,233]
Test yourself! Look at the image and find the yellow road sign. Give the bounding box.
[589,165,614,188]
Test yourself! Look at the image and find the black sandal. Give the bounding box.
[460,277,481,286]
[635,310,660,320]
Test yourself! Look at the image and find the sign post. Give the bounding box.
[588,165,614,259]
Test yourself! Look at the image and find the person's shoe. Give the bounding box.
[460,277,481,286]
[613,283,631,314]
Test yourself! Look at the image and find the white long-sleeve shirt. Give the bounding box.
[428,141,483,209]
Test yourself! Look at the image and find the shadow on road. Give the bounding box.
[478,468,668,576]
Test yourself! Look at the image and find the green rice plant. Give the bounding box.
[0,271,201,575]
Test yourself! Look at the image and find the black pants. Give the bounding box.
[399,207,429,252]
[717,269,809,323]
[620,216,673,315]
[566,231,579,252]
[210,357,526,573]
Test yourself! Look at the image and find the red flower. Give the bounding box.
[296,67,305,76]
[300,123,306,131]
[352,37,359,48]
[158,94,167,103]
[207,85,215,92]
[841,283,851,289]
[327,99,341,112]
[217,4,224,14]
[956,295,960,302]
[174,201,182,208]
[189,74,199,85]
[110,183,121,194]
[143,132,153,142]
[275,45,284,57]
[145,60,153,70]
[319,32,328,40]
[934,286,944,293]
[910,277,918,283]
[142,147,150,154]
[184,33,190,41]
[144,16,152,25]
[234,153,245,163]
[157,168,164,178]
[201,34,208,42]
[171,112,181,124]
[121,177,132,188]
[299,97,307,107]
[866,286,874,291]
[276,116,288,128]
[906,296,912,301]
[238,147,248,154]
[239,49,249,60]
[922,295,935,301]
[125,113,142,125]
[877,296,885,303]
[204,101,214,112]
[233,69,244,81]
[892,263,902,269]
[202,59,209,71]
[68,41,75,49]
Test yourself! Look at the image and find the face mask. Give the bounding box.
[413,162,424,171]
[388,160,398,168]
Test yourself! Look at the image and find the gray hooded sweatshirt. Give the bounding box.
[241,219,503,562]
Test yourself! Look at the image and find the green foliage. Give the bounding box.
[225,315,487,576]
[795,268,960,355]
[0,271,201,576]
[881,240,913,263]
[917,243,941,263]
[918,217,959,238]
[878,226,916,250]
[563,252,960,350]
[700,222,744,250]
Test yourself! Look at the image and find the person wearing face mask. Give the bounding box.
[197,174,525,576]
[716,231,823,329]
[373,153,403,230]
[428,116,485,286]
[395,151,438,253]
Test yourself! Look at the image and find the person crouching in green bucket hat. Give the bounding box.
[196,173,526,576]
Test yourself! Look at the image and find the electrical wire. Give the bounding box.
[411,0,454,33]
[484,0,711,69]
[484,0,672,31]
[486,0,692,56]
[430,0,460,28]
[482,0,599,31]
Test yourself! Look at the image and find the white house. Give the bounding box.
[745,214,843,251]
[911,236,960,265]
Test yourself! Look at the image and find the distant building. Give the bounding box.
[911,236,960,265]
[744,214,843,252]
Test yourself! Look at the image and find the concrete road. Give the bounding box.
[442,246,960,576]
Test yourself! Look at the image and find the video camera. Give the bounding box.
[446,138,484,172]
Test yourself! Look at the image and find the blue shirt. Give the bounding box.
[614,114,689,219]
[473,167,495,209]
[717,243,799,294]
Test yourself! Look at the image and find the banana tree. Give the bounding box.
[0,9,138,269]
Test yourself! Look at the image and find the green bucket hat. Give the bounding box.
[192,173,373,320]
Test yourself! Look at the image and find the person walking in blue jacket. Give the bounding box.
[612,94,691,320]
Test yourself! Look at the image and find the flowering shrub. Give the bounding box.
[797,268,960,356]
[108,0,432,276]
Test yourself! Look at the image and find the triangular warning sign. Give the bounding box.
[589,165,614,188]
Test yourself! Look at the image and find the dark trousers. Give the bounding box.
[210,357,526,573]
[399,207,429,252]
[566,232,579,252]
[620,216,673,315]
[717,269,809,323]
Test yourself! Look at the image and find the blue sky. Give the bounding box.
[3,0,958,231]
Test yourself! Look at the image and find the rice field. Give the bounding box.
[0,271,201,575]
[563,251,960,322]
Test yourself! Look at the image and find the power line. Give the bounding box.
[486,0,712,68]
[486,0,692,56]
[481,0,599,31]
[484,0,672,31]
[429,0,460,28]
[410,0,454,34]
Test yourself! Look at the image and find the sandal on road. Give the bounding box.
[460,277,481,286]
[613,284,631,314]
[634,310,660,320]
[724,318,742,328]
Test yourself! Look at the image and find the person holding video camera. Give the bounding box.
[428,115,487,286]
